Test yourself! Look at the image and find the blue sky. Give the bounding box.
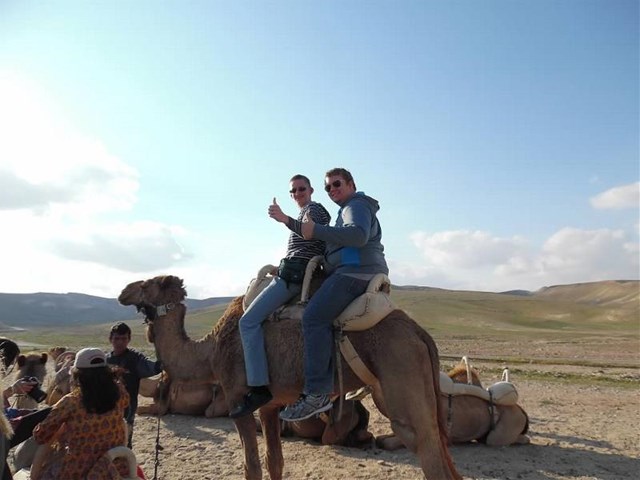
[0,1,638,298]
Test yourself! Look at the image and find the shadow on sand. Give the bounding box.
[287,433,638,480]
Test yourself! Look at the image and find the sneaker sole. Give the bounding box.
[279,401,332,422]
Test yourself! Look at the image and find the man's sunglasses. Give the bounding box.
[324,180,342,192]
[289,186,307,194]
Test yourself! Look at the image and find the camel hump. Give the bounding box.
[439,372,519,406]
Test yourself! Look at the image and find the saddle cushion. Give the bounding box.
[243,265,277,311]
[439,372,519,406]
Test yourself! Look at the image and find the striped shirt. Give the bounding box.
[285,201,331,260]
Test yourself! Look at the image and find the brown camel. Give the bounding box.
[45,348,77,405]
[136,373,371,447]
[376,360,530,449]
[118,275,461,480]
[136,373,228,417]
[13,352,48,409]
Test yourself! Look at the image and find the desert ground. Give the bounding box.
[119,336,638,480]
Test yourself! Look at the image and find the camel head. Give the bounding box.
[118,275,187,319]
[448,362,483,387]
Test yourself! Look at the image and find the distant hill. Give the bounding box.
[1,280,637,333]
[532,280,639,309]
[0,292,235,330]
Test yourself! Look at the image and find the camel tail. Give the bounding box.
[418,326,462,480]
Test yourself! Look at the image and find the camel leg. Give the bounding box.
[371,384,388,418]
[485,407,528,447]
[378,366,460,480]
[136,404,159,416]
[375,433,405,451]
[233,414,262,480]
[258,407,283,480]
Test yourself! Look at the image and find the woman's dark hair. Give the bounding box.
[73,366,120,414]
[0,338,20,371]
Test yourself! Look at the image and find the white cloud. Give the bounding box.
[49,221,192,272]
[410,230,528,268]
[0,72,199,295]
[590,182,640,210]
[0,71,138,216]
[401,227,639,292]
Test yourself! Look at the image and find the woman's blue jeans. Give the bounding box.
[302,273,369,395]
[239,276,301,386]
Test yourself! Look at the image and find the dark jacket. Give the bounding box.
[106,349,161,424]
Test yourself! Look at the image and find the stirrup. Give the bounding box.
[345,385,373,401]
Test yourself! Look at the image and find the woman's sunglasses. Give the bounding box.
[289,186,307,194]
[324,180,342,192]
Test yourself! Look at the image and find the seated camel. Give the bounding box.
[137,371,373,447]
[45,349,77,406]
[136,372,228,418]
[376,357,530,449]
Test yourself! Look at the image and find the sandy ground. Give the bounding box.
[8,337,639,480]
[129,359,639,479]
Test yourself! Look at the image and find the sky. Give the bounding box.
[0,0,638,299]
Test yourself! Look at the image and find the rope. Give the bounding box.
[334,327,344,420]
[153,412,163,480]
[151,334,165,480]
[152,376,165,480]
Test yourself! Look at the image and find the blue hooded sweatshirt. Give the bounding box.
[312,192,388,276]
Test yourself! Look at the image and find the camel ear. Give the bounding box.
[17,355,26,367]
[40,353,48,364]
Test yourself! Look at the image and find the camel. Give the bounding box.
[118,275,460,480]
[376,359,530,449]
[136,373,228,417]
[13,352,48,409]
[278,396,373,447]
[44,348,77,406]
[136,371,372,447]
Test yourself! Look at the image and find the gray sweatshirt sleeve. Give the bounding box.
[312,201,371,247]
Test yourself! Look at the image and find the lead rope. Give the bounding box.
[152,375,165,480]
[334,327,344,420]
[149,323,164,480]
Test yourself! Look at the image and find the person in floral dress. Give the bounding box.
[33,348,129,480]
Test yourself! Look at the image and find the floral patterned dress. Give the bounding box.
[33,382,130,479]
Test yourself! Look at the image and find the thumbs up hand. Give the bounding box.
[301,212,315,239]
[268,197,287,223]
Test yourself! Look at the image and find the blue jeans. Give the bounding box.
[239,276,302,386]
[302,274,369,395]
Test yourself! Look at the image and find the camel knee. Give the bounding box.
[390,420,417,453]
[485,429,518,447]
[375,434,405,451]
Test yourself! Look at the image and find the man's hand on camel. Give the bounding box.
[301,212,315,239]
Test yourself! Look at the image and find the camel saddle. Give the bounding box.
[243,256,395,329]
[243,256,396,387]
[439,372,519,406]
